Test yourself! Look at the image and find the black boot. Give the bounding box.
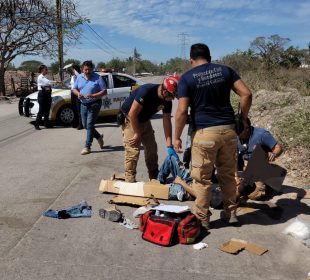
[44,121,53,128]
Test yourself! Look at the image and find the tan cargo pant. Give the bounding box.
[190,125,238,222]
[122,119,158,182]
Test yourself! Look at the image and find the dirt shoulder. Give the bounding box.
[249,88,310,187]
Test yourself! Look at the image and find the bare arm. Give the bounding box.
[269,143,283,161]
[232,79,252,121]
[72,88,83,99]
[174,97,190,152]
[127,100,143,145]
[85,89,106,99]
[174,176,196,197]
[163,113,173,147]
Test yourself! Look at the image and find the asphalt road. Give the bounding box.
[0,79,309,280]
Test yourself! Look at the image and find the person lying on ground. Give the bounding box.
[158,155,222,208]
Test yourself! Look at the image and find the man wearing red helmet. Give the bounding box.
[120,75,180,182]
[175,43,252,230]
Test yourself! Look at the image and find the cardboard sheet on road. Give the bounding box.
[99,179,169,199]
[109,195,159,206]
[243,145,287,192]
[220,238,268,256]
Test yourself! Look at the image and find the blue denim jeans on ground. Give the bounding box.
[158,156,192,200]
[80,101,101,148]
[158,155,192,184]
[43,200,92,219]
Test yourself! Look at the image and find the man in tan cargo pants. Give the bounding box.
[175,43,252,230]
[121,75,180,182]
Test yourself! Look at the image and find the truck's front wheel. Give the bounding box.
[57,105,75,126]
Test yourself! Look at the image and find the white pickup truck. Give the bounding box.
[18,72,142,125]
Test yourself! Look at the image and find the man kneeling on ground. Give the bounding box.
[236,118,283,200]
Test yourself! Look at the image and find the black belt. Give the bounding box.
[81,100,101,106]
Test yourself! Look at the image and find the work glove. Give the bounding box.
[167,146,179,160]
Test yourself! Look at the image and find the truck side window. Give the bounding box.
[102,75,109,88]
[113,75,135,88]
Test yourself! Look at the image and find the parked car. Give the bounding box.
[18,72,142,126]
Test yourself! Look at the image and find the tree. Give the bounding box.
[18,60,43,72]
[50,58,81,74]
[131,47,141,74]
[0,0,86,96]
[280,46,304,68]
[302,42,310,65]
[250,34,291,68]
[219,49,260,74]
[138,59,158,74]
[7,62,17,71]
[96,62,106,71]
[164,57,189,74]
[106,58,126,72]
[64,58,81,67]
[49,61,60,74]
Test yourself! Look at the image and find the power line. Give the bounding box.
[85,23,128,56]
[76,30,113,55]
[75,9,130,58]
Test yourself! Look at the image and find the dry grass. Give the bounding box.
[230,67,310,185]
[242,67,310,96]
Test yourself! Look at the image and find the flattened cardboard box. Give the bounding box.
[109,195,159,207]
[243,145,287,192]
[220,238,268,256]
[99,179,169,199]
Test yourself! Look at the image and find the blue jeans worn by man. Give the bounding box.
[72,61,107,155]
[158,155,192,184]
[159,155,222,206]
[158,155,192,201]
[80,101,102,150]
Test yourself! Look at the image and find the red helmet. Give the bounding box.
[162,74,180,98]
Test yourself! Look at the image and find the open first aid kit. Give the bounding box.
[139,208,201,246]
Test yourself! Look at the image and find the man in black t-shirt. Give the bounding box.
[175,43,252,230]
[121,75,180,182]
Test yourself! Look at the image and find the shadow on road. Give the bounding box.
[91,145,125,153]
[211,185,310,229]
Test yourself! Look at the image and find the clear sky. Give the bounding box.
[13,0,310,67]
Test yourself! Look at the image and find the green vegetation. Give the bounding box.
[50,59,81,74]
[225,35,310,151]
[275,108,310,148]
[19,60,43,73]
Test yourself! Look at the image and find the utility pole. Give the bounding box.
[133,54,136,76]
[178,32,189,59]
[133,47,137,75]
[56,0,64,82]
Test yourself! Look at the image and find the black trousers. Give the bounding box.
[35,90,52,126]
[71,91,83,128]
